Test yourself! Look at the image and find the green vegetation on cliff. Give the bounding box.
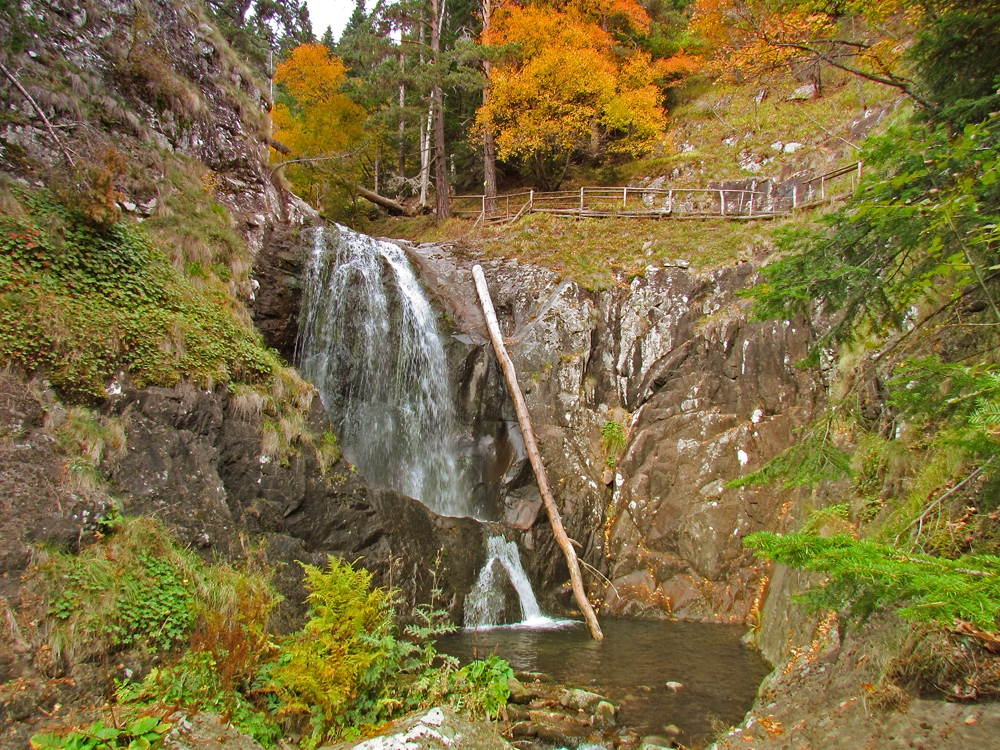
[731,0,1000,693]
[23,518,511,749]
[0,183,278,402]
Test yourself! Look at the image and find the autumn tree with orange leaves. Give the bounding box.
[271,43,368,215]
[476,0,673,189]
[691,0,928,105]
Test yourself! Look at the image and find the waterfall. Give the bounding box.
[297,225,472,518]
[465,536,558,629]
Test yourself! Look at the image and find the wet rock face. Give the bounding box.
[403,245,823,622]
[103,378,484,628]
[251,224,310,362]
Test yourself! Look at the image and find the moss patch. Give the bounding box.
[0,186,278,402]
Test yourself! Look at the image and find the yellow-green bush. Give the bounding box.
[271,559,403,746]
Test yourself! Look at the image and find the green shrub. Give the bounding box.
[449,655,513,720]
[30,716,171,750]
[31,517,277,667]
[116,553,283,747]
[118,651,282,747]
[0,187,278,402]
[746,531,1000,632]
[31,534,513,748]
[601,420,627,467]
[269,558,514,748]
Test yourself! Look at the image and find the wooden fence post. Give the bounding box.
[472,265,604,642]
[623,187,627,210]
[720,189,726,216]
[529,189,534,214]
[579,186,585,218]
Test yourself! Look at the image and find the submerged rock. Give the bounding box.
[593,701,617,729]
[508,677,544,705]
[640,735,677,749]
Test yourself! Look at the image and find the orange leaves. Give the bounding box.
[271,44,366,204]
[570,0,651,33]
[478,1,667,177]
[485,4,611,57]
[656,52,703,84]
[275,43,351,108]
[484,44,617,159]
[272,44,365,157]
[690,0,830,78]
[689,0,915,86]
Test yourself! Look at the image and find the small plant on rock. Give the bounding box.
[601,419,628,467]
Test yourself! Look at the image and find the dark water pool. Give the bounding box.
[437,619,771,747]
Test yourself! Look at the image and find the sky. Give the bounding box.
[306,0,358,42]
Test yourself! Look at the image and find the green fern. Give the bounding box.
[601,420,627,467]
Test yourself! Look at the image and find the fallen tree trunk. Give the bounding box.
[0,61,74,169]
[472,264,604,641]
[267,136,291,155]
[357,186,413,216]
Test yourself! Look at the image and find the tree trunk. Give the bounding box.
[398,50,406,178]
[481,0,497,212]
[433,86,448,219]
[357,186,413,216]
[431,0,449,219]
[419,106,432,207]
[471,265,604,641]
[483,116,497,213]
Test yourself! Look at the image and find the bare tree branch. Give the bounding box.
[0,61,75,169]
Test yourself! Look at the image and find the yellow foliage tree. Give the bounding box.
[476,3,667,189]
[271,44,368,210]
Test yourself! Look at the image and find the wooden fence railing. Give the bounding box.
[449,162,863,226]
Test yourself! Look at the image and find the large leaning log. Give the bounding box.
[472,264,604,641]
[357,186,414,216]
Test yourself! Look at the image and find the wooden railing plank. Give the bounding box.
[455,162,861,225]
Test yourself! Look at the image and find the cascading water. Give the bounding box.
[297,225,472,517]
[298,225,554,626]
[464,536,558,628]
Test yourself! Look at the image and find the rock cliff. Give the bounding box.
[405,244,823,622]
[252,229,825,624]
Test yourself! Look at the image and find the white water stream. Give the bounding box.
[297,225,471,517]
[464,536,563,629]
[298,226,554,627]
